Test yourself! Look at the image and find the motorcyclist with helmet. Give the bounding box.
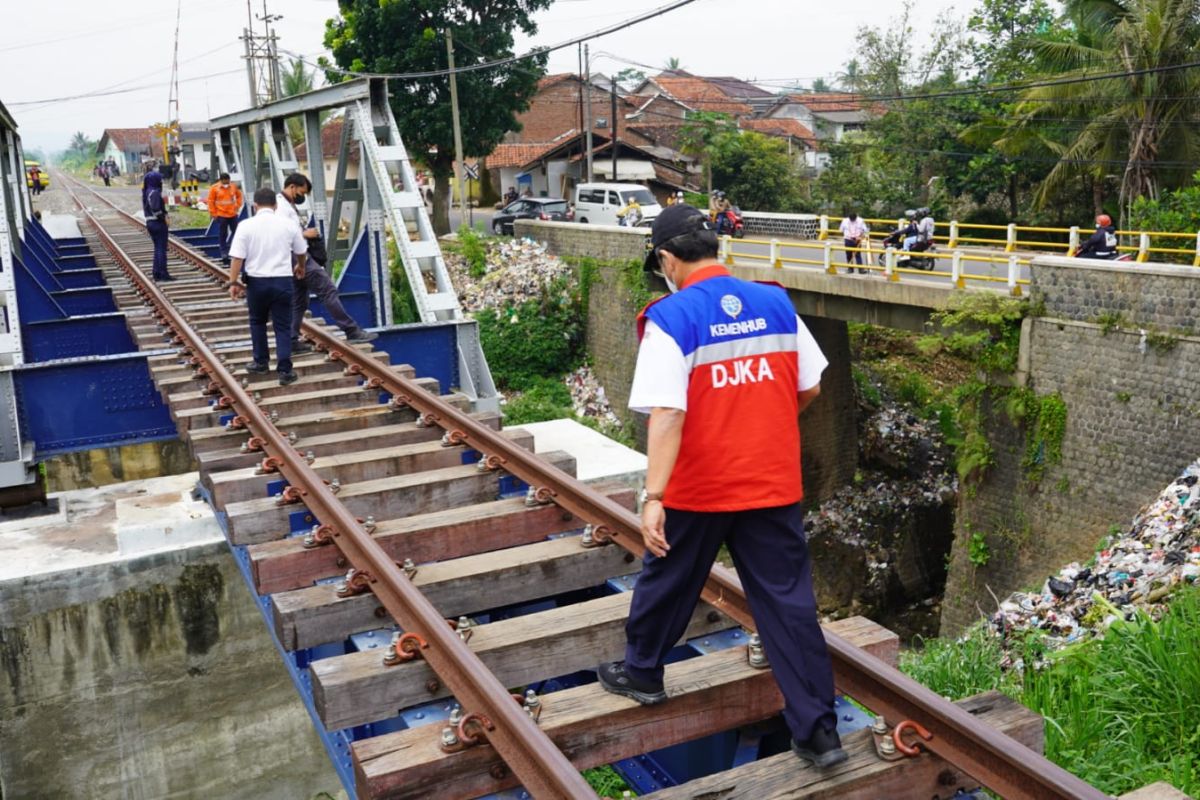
[710,190,734,235]
[916,207,935,248]
[1076,214,1119,259]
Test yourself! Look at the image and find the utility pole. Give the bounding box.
[583,44,593,183]
[610,76,618,181]
[447,30,468,229]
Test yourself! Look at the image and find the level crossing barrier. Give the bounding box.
[718,234,1032,296]
[816,215,1200,265]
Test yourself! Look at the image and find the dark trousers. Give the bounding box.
[245,275,294,374]
[216,216,239,260]
[146,219,170,279]
[291,258,362,340]
[623,502,836,743]
[844,237,863,266]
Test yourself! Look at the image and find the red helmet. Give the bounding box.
[1096,214,1112,227]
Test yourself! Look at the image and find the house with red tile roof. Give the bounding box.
[484,73,701,199]
[294,117,361,191]
[95,128,164,176]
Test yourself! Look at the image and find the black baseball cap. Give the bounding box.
[643,203,715,272]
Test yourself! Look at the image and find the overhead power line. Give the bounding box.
[282,0,701,81]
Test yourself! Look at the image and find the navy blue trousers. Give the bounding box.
[146,219,170,279]
[623,502,837,742]
[244,275,294,374]
[291,259,362,339]
[216,216,239,260]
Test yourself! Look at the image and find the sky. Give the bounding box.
[2,0,975,156]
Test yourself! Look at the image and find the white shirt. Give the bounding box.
[275,192,304,231]
[918,217,935,238]
[839,217,869,240]
[628,317,828,413]
[228,208,307,278]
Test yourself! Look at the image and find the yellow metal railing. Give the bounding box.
[719,235,1031,296]
[815,215,1200,265]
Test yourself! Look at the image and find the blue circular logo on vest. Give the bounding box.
[720,294,743,319]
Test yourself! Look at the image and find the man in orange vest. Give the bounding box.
[205,172,245,264]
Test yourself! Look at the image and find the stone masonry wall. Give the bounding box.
[0,543,338,799]
[941,258,1200,633]
[515,219,647,264]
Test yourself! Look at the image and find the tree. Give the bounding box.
[323,0,551,234]
[677,111,737,193]
[967,0,1059,82]
[280,58,324,147]
[810,77,831,93]
[614,67,646,90]
[68,132,93,156]
[710,131,804,212]
[997,0,1200,217]
[663,56,683,71]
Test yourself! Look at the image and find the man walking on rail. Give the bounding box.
[205,172,244,264]
[597,203,848,769]
[275,173,377,352]
[227,187,308,386]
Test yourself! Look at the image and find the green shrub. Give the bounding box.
[502,377,573,424]
[458,225,488,279]
[476,277,585,389]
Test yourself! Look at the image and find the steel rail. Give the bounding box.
[71,176,1111,800]
[64,178,596,800]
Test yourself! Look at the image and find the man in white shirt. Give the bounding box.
[227,187,309,385]
[838,212,869,275]
[277,173,377,352]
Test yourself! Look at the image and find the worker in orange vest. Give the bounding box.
[205,172,245,264]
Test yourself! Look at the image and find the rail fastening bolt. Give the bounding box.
[440,726,459,748]
[872,716,888,735]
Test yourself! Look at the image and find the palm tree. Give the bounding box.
[663,56,683,71]
[69,132,92,156]
[281,58,325,146]
[996,0,1200,216]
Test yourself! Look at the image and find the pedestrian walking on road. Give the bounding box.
[100,164,111,187]
[205,173,244,264]
[227,188,308,386]
[839,212,869,274]
[275,173,377,351]
[142,169,172,281]
[27,165,42,196]
[597,203,847,770]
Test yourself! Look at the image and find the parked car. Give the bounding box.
[492,197,572,235]
[573,183,662,227]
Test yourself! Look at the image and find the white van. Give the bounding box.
[573,183,662,227]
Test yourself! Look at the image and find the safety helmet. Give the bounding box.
[1096,213,1112,227]
[918,207,930,217]
[904,209,916,220]
[676,190,684,197]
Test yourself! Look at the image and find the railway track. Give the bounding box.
[61,175,1110,800]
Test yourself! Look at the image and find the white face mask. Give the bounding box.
[665,274,678,294]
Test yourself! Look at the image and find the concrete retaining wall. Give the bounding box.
[0,542,338,799]
[742,211,820,239]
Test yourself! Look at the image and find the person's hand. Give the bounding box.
[293,263,306,280]
[228,282,244,301]
[641,500,669,558]
[303,228,319,240]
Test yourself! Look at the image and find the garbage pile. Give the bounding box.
[565,365,621,427]
[805,402,958,638]
[444,237,572,313]
[991,460,1200,658]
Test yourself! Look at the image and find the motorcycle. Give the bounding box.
[1070,248,1133,262]
[876,229,936,270]
[713,206,745,239]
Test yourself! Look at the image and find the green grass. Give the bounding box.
[901,587,1200,796]
[582,765,633,797]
